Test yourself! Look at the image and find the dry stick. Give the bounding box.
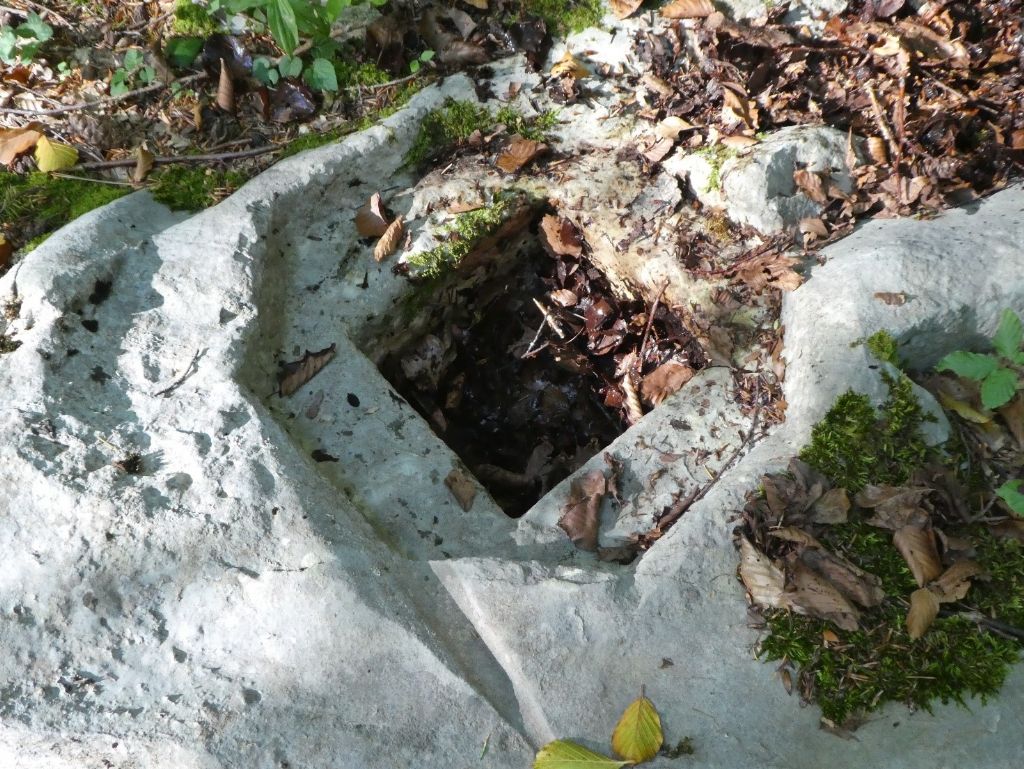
[0,73,208,117]
[635,279,670,372]
[50,172,134,186]
[866,83,902,201]
[72,144,282,171]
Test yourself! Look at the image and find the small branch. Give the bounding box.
[635,279,669,371]
[50,172,135,186]
[73,144,282,171]
[0,73,207,117]
[153,348,204,397]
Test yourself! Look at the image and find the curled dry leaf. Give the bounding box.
[355,192,390,238]
[495,135,547,174]
[609,0,643,20]
[738,537,788,609]
[661,0,715,19]
[373,215,404,262]
[131,145,155,185]
[0,122,43,165]
[278,343,336,397]
[643,137,675,163]
[34,136,78,172]
[793,168,828,204]
[217,57,235,113]
[799,217,829,243]
[558,469,607,551]
[799,547,885,608]
[550,51,589,79]
[720,134,760,149]
[893,524,943,587]
[640,362,695,406]
[539,215,584,257]
[929,560,982,603]
[906,587,940,640]
[734,251,803,293]
[721,84,758,130]
[445,468,477,511]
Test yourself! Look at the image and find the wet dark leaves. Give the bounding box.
[200,34,251,80]
[268,80,316,124]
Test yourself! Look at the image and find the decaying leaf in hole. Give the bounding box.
[810,487,850,524]
[217,57,235,113]
[278,343,336,397]
[640,362,694,406]
[894,524,943,587]
[445,468,477,511]
[609,0,643,20]
[495,135,547,174]
[539,214,583,257]
[906,587,940,639]
[611,693,664,763]
[874,291,908,306]
[131,145,155,185]
[550,51,589,79]
[373,215,404,262]
[549,289,578,307]
[355,192,390,238]
[660,0,715,18]
[787,560,861,631]
[734,251,802,293]
[855,485,930,529]
[558,469,607,551]
[34,136,78,172]
[0,122,43,165]
[738,537,788,609]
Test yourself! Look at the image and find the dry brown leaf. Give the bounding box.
[793,168,828,204]
[874,291,908,306]
[0,123,43,165]
[355,192,390,237]
[719,134,759,149]
[440,40,489,66]
[799,217,828,243]
[906,587,940,639]
[217,58,235,113]
[735,252,803,293]
[929,560,982,603]
[721,84,758,130]
[866,136,889,164]
[550,51,589,79]
[660,0,715,19]
[131,145,155,185]
[738,537,788,609]
[855,485,930,529]
[609,0,643,19]
[787,560,861,631]
[894,525,943,587]
[278,343,336,397]
[0,234,11,272]
[495,135,547,173]
[640,362,695,406]
[643,137,675,163]
[655,116,695,140]
[373,215,404,262]
[991,519,1024,544]
[539,215,583,257]
[810,487,850,524]
[799,547,885,608]
[549,289,578,307]
[445,468,477,511]
[558,469,607,551]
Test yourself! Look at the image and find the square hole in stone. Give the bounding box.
[378,213,706,517]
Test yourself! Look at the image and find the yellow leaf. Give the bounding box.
[534,740,631,769]
[551,51,589,79]
[611,695,663,763]
[34,136,79,172]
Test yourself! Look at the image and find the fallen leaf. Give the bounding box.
[998,393,1024,447]
[721,84,758,130]
[550,51,589,79]
[643,137,675,163]
[558,469,607,551]
[660,0,715,18]
[822,629,840,647]
[216,57,235,113]
[268,80,316,123]
[786,560,861,631]
[799,217,829,243]
[874,291,908,306]
[34,136,78,172]
[539,215,584,257]
[131,145,155,185]
[496,135,547,173]
[793,168,828,204]
[799,546,885,608]
[533,740,630,769]
[720,134,759,149]
[893,525,943,587]
[549,289,578,307]
[655,116,695,140]
[609,0,643,19]
[640,362,694,406]
[929,560,981,603]
[738,537,788,609]
[734,251,803,293]
[810,487,850,524]
[355,192,390,238]
[0,233,11,272]
[278,343,336,397]
[0,123,43,165]
[855,485,930,529]
[373,215,404,262]
[461,0,487,8]
[906,587,939,639]
[445,468,477,511]
[611,695,664,763]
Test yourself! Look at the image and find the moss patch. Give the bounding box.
[406,195,515,279]
[862,329,900,366]
[150,166,248,211]
[0,171,129,252]
[173,0,219,36]
[696,144,739,192]
[405,99,558,166]
[524,0,604,34]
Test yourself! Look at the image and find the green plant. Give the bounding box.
[937,309,1024,409]
[0,11,53,64]
[863,329,899,366]
[150,166,248,211]
[173,0,220,36]
[997,479,1024,516]
[695,143,739,192]
[524,0,604,35]
[110,49,156,97]
[406,195,515,279]
[408,49,434,74]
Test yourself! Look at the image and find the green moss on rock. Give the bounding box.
[525,0,604,34]
[173,0,219,36]
[406,195,514,279]
[150,166,248,211]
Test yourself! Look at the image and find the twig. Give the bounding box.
[0,73,207,117]
[50,172,134,186]
[153,348,203,397]
[532,298,566,339]
[73,144,281,171]
[635,279,669,371]
[346,72,422,93]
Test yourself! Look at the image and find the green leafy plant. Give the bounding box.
[110,49,156,97]
[997,479,1024,516]
[0,11,53,64]
[937,309,1024,409]
[533,691,674,768]
[408,49,434,74]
